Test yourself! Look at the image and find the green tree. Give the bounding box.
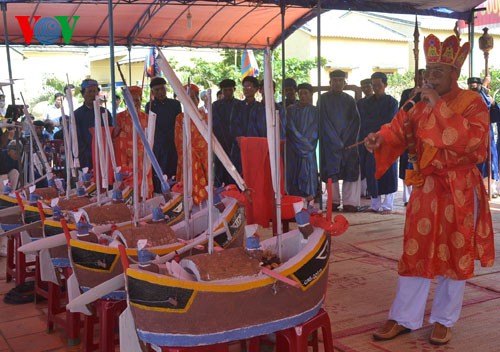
[386,71,415,100]
[176,48,325,100]
[31,74,80,106]
[488,68,500,100]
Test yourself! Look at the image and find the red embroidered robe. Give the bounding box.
[174,109,209,206]
[374,86,495,280]
[114,109,153,198]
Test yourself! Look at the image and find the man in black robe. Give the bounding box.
[145,77,182,193]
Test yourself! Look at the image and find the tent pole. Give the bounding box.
[2,2,23,186]
[280,0,287,196]
[108,0,117,122]
[316,0,322,210]
[1,2,15,106]
[468,10,475,77]
[128,46,132,85]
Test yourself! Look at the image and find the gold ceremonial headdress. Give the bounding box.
[424,34,470,69]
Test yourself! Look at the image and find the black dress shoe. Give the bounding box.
[342,205,357,212]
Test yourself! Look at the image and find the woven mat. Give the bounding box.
[326,200,500,351]
[327,252,500,351]
[332,295,500,351]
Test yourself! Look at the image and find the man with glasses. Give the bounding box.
[145,76,182,193]
[367,34,494,345]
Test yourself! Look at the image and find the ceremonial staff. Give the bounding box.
[413,16,420,88]
[401,16,424,187]
[479,27,494,200]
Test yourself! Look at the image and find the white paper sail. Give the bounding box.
[142,112,156,200]
[263,47,282,258]
[66,274,125,313]
[60,104,74,196]
[264,47,277,195]
[182,89,194,240]
[93,99,109,189]
[65,86,80,169]
[102,109,118,173]
[22,107,52,174]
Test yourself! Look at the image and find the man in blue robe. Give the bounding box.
[280,77,297,108]
[145,77,182,193]
[319,70,362,212]
[74,78,112,170]
[357,78,374,198]
[468,76,500,197]
[358,72,399,213]
[286,83,318,199]
[213,79,240,186]
[229,76,266,174]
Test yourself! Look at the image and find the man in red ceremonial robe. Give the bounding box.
[366,34,495,345]
[174,84,208,206]
[112,86,153,198]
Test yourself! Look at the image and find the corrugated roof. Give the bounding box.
[362,11,458,30]
[302,9,500,41]
[304,11,409,41]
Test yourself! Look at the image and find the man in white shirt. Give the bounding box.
[44,92,64,127]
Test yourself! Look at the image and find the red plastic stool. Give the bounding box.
[274,308,333,352]
[83,298,127,352]
[6,232,36,284]
[245,335,275,352]
[46,267,81,346]
[44,267,81,346]
[34,255,49,301]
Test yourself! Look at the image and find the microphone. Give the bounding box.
[402,83,434,112]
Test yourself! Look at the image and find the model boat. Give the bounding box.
[123,218,337,347]
[65,196,245,300]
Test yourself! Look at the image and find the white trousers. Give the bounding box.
[402,184,412,203]
[332,178,361,207]
[370,193,395,211]
[360,178,368,197]
[388,276,466,330]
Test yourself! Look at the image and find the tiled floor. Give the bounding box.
[0,180,499,351]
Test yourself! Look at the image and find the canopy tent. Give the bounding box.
[0,0,486,50]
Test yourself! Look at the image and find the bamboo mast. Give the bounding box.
[116,62,172,199]
[207,89,214,254]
